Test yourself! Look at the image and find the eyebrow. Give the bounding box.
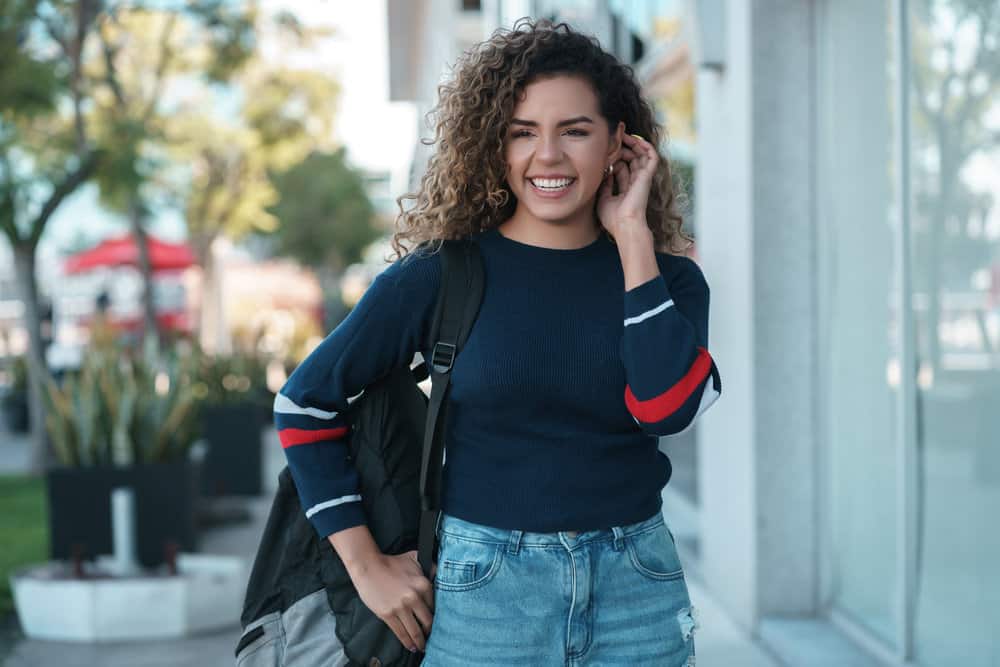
[509,116,595,128]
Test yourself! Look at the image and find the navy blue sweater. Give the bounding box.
[274,226,722,538]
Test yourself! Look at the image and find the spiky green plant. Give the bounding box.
[43,346,204,467]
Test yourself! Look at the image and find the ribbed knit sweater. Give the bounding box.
[274,225,722,539]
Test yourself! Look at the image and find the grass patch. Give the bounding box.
[0,475,48,617]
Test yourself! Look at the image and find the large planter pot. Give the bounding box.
[200,402,263,496]
[12,554,246,641]
[46,458,201,568]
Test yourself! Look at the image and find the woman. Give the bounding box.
[274,18,721,666]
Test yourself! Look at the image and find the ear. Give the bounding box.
[607,121,625,164]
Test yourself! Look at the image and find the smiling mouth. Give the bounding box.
[528,178,576,192]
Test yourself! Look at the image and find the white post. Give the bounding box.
[111,487,140,575]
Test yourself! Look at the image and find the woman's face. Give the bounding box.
[503,75,623,228]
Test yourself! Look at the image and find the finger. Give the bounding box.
[623,133,650,158]
[619,147,638,161]
[385,615,417,653]
[627,134,654,166]
[598,168,613,198]
[634,148,658,183]
[408,550,421,572]
[397,606,426,652]
[614,159,629,193]
[410,593,435,635]
[414,572,435,612]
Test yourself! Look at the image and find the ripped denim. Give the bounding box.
[422,509,698,666]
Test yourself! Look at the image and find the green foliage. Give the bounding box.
[189,342,273,408]
[92,117,151,213]
[43,346,202,467]
[0,0,61,118]
[2,355,28,394]
[265,148,381,269]
[186,0,257,82]
[168,62,340,248]
[0,474,48,617]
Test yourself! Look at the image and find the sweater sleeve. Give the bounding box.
[273,247,442,539]
[621,255,722,436]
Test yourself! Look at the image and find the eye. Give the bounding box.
[509,129,589,138]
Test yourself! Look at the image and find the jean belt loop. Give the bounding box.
[611,526,625,552]
[507,529,523,555]
[434,510,443,540]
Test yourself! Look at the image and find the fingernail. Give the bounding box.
[630,133,644,141]
[409,646,418,652]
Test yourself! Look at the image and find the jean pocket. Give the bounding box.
[624,521,685,581]
[433,533,504,592]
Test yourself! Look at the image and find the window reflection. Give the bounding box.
[910,1,1000,664]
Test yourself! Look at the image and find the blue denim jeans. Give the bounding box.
[422,509,698,666]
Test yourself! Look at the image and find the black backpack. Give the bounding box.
[235,238,485,667]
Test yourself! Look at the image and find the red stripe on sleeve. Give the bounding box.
[625,347,714,424]
[278,426,349,449]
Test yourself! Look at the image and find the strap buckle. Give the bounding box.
[431,341,456,374]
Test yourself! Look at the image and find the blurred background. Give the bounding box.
[1,0,998,665]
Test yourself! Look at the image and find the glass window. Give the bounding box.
[818,0,901,648]
[909,1,1000,664]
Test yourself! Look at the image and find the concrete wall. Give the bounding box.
[694,0,820,630]
[694,0,758,632]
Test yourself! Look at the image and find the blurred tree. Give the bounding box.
[1,0,104,472]
[265,148,382,329]
[911,0,1000,372]
[83,2,257,355]
[266,148,380,272]
[0,0,289,471]
[163,28,340,352]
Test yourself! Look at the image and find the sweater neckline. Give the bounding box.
[484,225,609,257]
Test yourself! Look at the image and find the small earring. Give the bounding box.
[605,163,614,177]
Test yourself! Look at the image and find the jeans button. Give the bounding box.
[566,530,578,538]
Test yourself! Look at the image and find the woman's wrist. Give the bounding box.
[328,524,382,576]
[616,222,658,290]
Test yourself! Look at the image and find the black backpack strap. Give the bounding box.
[417,238,483,577]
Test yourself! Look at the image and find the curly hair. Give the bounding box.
[388,17,693,262]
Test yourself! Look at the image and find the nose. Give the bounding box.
[536,133,563,162]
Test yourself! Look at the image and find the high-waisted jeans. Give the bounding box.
[422,508,699,666]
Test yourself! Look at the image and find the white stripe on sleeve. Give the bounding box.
[273,392,340,420]
[624,299,674,327]
[663,382,721,437]
[304,494,363,519]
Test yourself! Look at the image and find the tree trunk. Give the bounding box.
[194,235,231,355]
[315,264,346,330]
[129,200,160,356]
[12,241,52,474]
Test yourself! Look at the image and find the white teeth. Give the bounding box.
[530,177,574,190]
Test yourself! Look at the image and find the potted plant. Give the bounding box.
[193,345,273,497]
[43,345,204,568]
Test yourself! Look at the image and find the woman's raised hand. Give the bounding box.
[596,132,659,241]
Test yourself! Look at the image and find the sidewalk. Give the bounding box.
[2,427,780,666]
[685,577,781,667]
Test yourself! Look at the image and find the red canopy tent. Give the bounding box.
[64,234,196,274]
[64,234,197,336]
